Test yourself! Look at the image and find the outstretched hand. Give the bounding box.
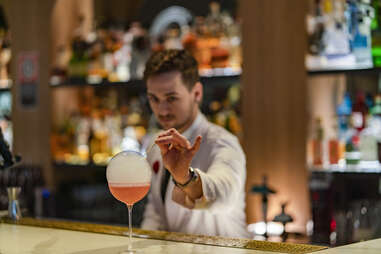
[155,128,202,184]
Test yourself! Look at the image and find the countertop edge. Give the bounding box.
[2,217,327,254]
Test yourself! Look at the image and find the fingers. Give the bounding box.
[190,135,202,154]
[157,128,176,138]
[155,129,202,155]
[155,136,187,154]
[171,130,191,149]
[155,139,169,154]
[155,129,191,149]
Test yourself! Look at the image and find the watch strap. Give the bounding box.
[172,167,198,188]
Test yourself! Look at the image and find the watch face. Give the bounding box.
[189,167,198,182]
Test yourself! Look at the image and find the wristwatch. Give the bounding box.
[172,167,198,188]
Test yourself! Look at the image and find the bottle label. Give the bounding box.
[312,140,323,166]
[352,112,363,129]
[329,140,339,164]
[345,151,361,165]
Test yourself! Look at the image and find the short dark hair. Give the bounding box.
[143,49,199,90]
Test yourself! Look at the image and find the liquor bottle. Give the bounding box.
[337,92,352,141]
[359,116,379,163]
[372,0,381,66]
[105,111,123,156]
[68,36,89,78]
[328,119,340,165]
[345,134,361,166]
[371,94,381,163]
[352,92,368,132]
[75,116,91,164]
[371,94,381,116]
[205,1,226,37]
[183,21,198,58]
[322,0,352,60]
[347,0,374,68]
[130,23,151,80]
[308,0,326,56]
[312,117,324,166]
[89,110,110,165]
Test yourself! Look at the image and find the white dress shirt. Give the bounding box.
[141,113,251,238]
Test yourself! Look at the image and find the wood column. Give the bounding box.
[240,0,310,233]
[4,0,56,189]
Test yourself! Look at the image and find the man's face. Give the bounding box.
[146,71,199,132]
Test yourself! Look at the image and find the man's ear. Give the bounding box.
[193,82,203,104]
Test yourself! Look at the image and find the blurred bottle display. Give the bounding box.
[52,80,242,166]
[307,0,374,71]
[0,5,11,149]
[51,90,150,166]
[0,5,11,88]
[51,3,242,165]
[207,83,242,141]
[50,2,242,84]
[307,90,381,169]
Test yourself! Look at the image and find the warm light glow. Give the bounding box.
[306,220,314,236]
[248,221,266,235]
[247,221,284,236]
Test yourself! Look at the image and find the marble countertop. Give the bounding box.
[0,217,326,254]
[313,238,381,254]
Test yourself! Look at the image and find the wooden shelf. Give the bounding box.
[307,67,381,76]
[50,74,241,89]
[53,161,106,171]
[309,165,381,174]
[50,77,145,88]
[0,87,10,92]
[50,67,381,86]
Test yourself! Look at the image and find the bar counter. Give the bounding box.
[0,218,326,254]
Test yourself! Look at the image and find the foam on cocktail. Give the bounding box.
[106,151,152,186]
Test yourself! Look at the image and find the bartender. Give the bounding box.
[141,49,250,238]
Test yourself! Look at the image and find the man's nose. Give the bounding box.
[157,101,171,113]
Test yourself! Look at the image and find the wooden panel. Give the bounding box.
[240,0,310,232]
[4,0,56,188]
[3,0,95,189]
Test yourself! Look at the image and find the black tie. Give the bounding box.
[161,169,171,203]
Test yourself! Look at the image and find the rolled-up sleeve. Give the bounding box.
[194,137,246,213]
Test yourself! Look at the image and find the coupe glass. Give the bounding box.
[106,150,152,253]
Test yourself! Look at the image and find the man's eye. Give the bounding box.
[167,97,177,103]
[148,96,159,103]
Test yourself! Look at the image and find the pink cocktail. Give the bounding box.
[109,184,150,206]
[106,151,152,254]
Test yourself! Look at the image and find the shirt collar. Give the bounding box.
[181,112,205,140]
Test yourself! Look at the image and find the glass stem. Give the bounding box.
[127,204,133,251]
